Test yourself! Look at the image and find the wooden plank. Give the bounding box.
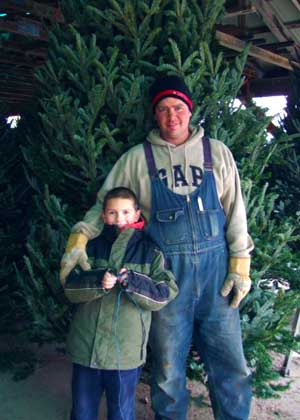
[0,55,43,67]
[0,40,47,58]
[290,0,300,14]
[1,0,64,23]
[225,4,257,18]
[286,20,300,29]
[247,77,291,96]
[0,92,33,99]
[0,83,34,92]
[0,19,48,41]
[261,41,295,50]
[255,0,296,46]
[216,30,300,71]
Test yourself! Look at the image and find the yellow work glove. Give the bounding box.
[59,233,90,286]
[221,257,251,308]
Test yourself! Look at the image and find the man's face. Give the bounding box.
[154,97,192,145]
[102,198,140,228]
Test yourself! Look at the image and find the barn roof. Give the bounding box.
[1,1,300,115]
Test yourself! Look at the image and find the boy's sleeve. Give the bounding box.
[124,248,178,311]
[64,266,110,303]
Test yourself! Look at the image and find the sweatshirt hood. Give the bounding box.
[146,125,204,149]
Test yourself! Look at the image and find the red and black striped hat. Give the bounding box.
[150,75,193,112]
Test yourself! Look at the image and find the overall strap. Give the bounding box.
[143,142,158,177]
[202,136,213,171]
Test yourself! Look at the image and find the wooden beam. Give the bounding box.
[257,41,295,50]
[0,82,34,91]
[217,24,270,36]
[290,0,300,14]
[254,0,293,43]
[0,70,34,84]
[0,18,48,41]
[1,0,64,23]
[286,20,300,29]
[225,4,257,18]
[0,92,34,100]
[0,55,43,67]
[247,77,291,97]
[216,30,300,71]
[0,40,47,58]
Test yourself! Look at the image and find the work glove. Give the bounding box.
[60,233,90,286]
[221,257,251,308]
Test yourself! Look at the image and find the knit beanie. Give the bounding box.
[149,75,193,112]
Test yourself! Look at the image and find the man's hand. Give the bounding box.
[221,257,251,308]
[60,233,90,286]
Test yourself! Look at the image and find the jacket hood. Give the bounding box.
[146,125,204,149]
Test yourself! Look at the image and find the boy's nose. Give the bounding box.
[116,213,124,222]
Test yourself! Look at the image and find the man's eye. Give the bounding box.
[157,107,167,112]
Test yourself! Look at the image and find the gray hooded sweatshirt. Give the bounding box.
[73,126,253,257]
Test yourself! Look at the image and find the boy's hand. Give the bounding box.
[103,271,118,289]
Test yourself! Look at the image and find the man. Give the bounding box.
[60,75,253,420]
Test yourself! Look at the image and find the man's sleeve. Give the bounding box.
[71,149,146,239]
[220,148,254,257]
[124,248,178,311]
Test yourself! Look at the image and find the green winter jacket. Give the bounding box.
[65,224,178,370]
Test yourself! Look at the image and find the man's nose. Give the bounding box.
[167,108,176,118]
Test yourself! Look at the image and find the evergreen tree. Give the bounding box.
[0,115,33,334]
[4,0,299,398]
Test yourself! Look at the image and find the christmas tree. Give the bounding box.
[0,115,34,334]
[1,0,299,398]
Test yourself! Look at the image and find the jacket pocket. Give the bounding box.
[196,209,220,239]
[156,207,188,244]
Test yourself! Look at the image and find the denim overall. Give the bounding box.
[144,137,252,420]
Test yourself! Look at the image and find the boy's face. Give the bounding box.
[102,198,141,228]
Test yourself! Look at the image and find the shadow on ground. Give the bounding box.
[0,344,299,420]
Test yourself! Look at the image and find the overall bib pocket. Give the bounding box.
[196,209,220,239]
[156,207,188,245]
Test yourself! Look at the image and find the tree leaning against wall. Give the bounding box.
[4,0,300,398]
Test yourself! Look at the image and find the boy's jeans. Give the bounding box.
[70,363,141,420]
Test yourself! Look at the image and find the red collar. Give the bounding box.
[118,218,145,232]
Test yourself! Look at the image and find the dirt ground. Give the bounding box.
[0,344,299,420]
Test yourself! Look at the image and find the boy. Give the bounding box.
[64,187,178,420]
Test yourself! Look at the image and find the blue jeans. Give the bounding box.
[70,363,142,420]
[150,250,252,420]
